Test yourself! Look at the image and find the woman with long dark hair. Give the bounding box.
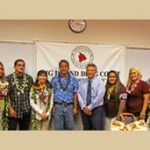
[0,62,9,130]
[30,70,53,130]
[104,70,127,130]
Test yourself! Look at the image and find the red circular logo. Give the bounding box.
[71,46,94,69]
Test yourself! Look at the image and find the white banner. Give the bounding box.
[0,42,35,77]
[126,49,150,84]
[36,42,126,84]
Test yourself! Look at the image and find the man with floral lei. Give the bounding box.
[0,62,9,130]
[51,59,79,130]
[7,59,33,130]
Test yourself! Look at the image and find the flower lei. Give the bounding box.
[0,80,9,130]
[58,73,71,91]
[105,86,115,103]
[13,72,28,94]
[127,80,140,94]
[31,84,52,130]
[2,96,9,130]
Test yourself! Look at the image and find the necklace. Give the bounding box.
[31,87,52,130]
[13,72,28,94]
[0,80,8,98]
[127,80,140,94]
[32,83,48,104]
[58,73,71,91]
[106,85,115,102]
[32,84,46,90]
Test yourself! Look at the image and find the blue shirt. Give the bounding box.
[51,73,79,103]
[77,76,105,110]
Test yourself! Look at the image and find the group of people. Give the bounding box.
[0,59,149,130]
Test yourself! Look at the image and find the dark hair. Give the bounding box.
[0,62,4,69]
[86,63,97,71]
[105,70,123,101]
[59,59,69,68]
[37,70,48,78]
[14,59,25,67]
[0,62,7,82]
[34,70,51,88]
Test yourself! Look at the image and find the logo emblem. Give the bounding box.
[71,46,94,69]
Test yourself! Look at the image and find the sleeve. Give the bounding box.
[119,85,128,100]
[73,78,79,93]
[7,75,12,95]
[7,75,14,106]
[142,81,150,94]
[28,75,34,89]
[87,79,105,110]
[7,76,11,95]
[30,88,43,115]
[77,80,86,110]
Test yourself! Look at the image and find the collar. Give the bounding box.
[15,72,24,76]
[59,72,71,79]
[14,72,24,79]
[86,76,97,82]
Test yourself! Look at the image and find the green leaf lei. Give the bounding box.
[105,86,115,103]
[2,96,9,130]
[31,89,38,130]
[13,72,28,94]
[31,87,51,130]
[0,80,9,130]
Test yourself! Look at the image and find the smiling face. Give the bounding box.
[86,66,97,79]
[14,60,25,74]
[59,62,69,75]
[129,69,140,82]
[0,64,4,77]
[38,73,47,84]
[108,72,117,85]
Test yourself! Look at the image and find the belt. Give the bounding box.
[54,102,74,107]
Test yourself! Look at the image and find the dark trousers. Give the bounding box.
[8,112,31,130]
[81,106,104,130]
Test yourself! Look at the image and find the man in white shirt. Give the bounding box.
[77,63,105,130]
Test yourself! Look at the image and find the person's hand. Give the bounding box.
[139,112,146,120]
[73,108,78,117]
[117,112,122,116]
[41,113,48,120]
[83,107,92,116]
[9,107,17,118]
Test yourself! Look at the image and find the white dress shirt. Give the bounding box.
[77,76,105,110]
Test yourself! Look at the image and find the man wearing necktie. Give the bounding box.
[78,64,105,130]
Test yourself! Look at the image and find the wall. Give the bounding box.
[0,20,150,48]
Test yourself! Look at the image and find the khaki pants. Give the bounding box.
[37,120,49,130]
